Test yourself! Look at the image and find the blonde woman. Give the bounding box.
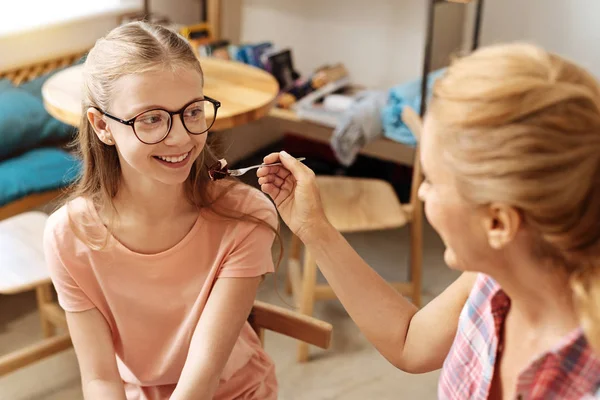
[258,43,600,399]
[44,22,279,399]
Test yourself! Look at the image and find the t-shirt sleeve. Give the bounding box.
[43,211,95,312]
[217,192,279,279]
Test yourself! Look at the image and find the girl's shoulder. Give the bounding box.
[45,196,103,249]
[208,181,277,227]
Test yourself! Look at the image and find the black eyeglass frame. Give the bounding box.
[93,96,221,145]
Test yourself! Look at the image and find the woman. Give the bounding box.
[257,43,600,399]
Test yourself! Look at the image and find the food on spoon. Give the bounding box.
[208,158,229,181]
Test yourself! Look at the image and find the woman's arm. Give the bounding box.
[170,276,261,400]
[258,151,476,373]
[66,309,127,399]
[306,223,475,372]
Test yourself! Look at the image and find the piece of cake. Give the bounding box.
[208,158,229,181]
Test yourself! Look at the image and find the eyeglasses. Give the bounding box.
[95,97,221,145]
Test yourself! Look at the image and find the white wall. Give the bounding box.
[0,1,148,70]
[0,18,118,70]
[1,0,467,87]
[224,0,466,89]
[464,0,600,78]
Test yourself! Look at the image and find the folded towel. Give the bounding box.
[381,68,446,146]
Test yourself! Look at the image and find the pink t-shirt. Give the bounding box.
[43,184,278,400]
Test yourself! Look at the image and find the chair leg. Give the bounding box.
[297,249,317,362]
[36,284,55,338]
[409,206,424,308]
[286,234,302,295]
[285,269,293,295]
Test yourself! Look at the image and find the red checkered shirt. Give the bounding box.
[438,274,600,399]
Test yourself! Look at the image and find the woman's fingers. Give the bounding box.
[260,183,281,200]
[258,174,285,188]
[262,152,281,165]
[257,165,291,181]
[277,151,313,181]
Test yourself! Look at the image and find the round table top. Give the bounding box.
[41,57,280,130]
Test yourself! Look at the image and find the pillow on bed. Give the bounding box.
[0,79,13,93]
[0,87,74,161]
[0,147,80,206]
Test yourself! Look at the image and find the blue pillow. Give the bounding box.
[0,87,74,161]
[0,147,80,206]
[0,79,13,93]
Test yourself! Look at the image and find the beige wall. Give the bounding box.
[223,0,466,89]
[0,17,118,70]
[462,0,600,77]
[0,2,145,71]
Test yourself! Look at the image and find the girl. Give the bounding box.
[258,43,600,399]
[44,22,278,400]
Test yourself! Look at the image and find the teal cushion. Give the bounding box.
[0,87,74,161]
[0,79,13,93]
[0,148,80,206]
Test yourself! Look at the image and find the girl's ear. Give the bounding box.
[87,107,114,145]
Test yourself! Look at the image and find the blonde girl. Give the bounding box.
[44,21,278,400]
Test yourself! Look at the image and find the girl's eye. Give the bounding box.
[140,115,163,125]
[184,107,204,120]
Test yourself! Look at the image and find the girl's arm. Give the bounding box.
[170,276,261,400]
[66,309,127,399]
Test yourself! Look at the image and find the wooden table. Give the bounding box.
[42,57,279,130]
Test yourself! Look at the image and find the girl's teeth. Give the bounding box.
[159,152,189,163]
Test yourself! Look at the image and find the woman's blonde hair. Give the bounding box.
[67,21,281,265]
[430,43,600,349]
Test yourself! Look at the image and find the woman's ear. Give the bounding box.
[483,203,521,249]
[87,107,114,145]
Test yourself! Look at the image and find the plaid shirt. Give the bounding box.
[438,274,600,400]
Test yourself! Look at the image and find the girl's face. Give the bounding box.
[418,116,500,272]
[89,68,207,187]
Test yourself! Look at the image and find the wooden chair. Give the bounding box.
[286,106,425,362]
[0,51,86,221]
[0,211,332,377]
[0,211,72,377]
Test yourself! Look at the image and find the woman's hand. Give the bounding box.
[257,151,329,242]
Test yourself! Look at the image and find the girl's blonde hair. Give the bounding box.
[429,43,600,349]
[67,21,281,264]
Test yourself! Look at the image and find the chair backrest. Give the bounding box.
[248,300,332,349]
[401,106,424,211]
[0,51,86,86]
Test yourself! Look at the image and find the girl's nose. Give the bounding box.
[163,114,191,146]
